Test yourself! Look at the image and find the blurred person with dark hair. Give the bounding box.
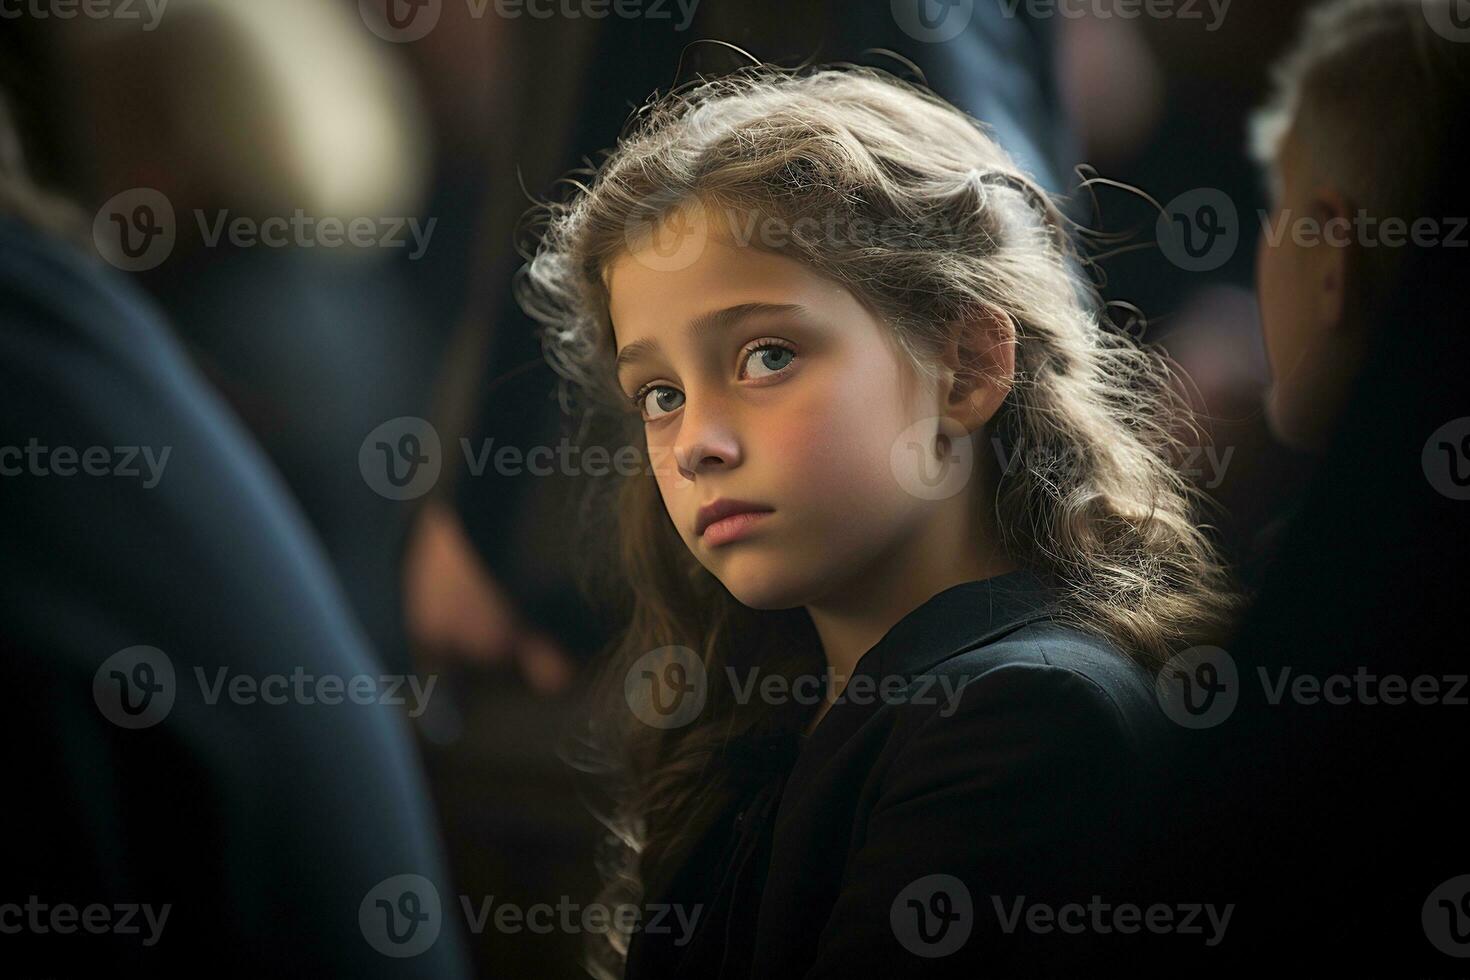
[0,93,470,976]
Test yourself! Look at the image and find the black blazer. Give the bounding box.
[626,571,1171,978]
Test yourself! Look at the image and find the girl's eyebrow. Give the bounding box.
[614,302,808,374]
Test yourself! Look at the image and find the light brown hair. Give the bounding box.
[517,64,1238,977]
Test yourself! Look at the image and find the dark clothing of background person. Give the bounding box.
[0,214,470,977]
[143,246,437,676]
[626,572,1172,978]
[1141,172,1470,968]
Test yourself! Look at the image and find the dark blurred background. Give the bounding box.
[1,1,1330,975]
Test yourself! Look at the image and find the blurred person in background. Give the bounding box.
[9,0,576,690]
[1147,1,1470,971]
[0,88,471,976]
[1055,2,1323,582]
[46,0,443,678]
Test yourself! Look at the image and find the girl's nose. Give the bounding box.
[672,397,743,479]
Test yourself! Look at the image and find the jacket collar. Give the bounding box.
[853,568,1060,682]
[731,570,1061,766]
[737,569,1064,798]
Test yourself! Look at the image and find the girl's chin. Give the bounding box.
[714,564,823,612]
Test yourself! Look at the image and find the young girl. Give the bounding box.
[519,66,1237,978]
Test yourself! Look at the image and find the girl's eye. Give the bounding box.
[637,385,684,420]
[741,342,797,380]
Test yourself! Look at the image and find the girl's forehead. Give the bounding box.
[607,233,851,316]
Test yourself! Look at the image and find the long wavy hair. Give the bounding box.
[516,64,1239,978]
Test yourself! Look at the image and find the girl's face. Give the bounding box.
[607,209,964,610]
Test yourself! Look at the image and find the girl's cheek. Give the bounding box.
[765,387,895,494]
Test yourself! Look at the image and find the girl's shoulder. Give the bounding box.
[911,619,1169,756]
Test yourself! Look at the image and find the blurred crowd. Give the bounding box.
[2,1,1466,977]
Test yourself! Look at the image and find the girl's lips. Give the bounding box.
[701,510,773,547]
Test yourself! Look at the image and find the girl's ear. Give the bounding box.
[940,305,1016,434]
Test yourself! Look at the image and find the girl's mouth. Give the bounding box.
[695,498,776,544]
[701,509,774,547]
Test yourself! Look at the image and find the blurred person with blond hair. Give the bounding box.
[49,0,560,685]
[1146,2,1470,971]
[0,72,471,974]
